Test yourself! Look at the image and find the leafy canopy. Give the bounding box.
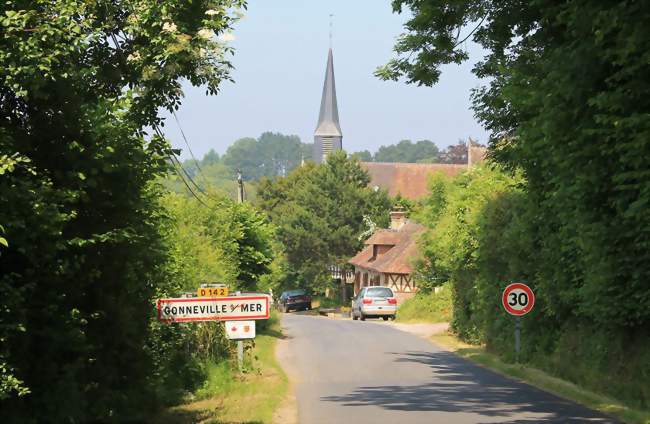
[0,0,245,420]
[257,151,392,293]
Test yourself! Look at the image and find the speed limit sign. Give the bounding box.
[502,283,535,316]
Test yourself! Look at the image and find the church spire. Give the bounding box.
[313,48,342,164]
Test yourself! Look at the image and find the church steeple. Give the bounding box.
[313,48,342,164]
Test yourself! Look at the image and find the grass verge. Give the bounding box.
[396,284,452,323]
[157,311,288,424]
[312,296,344,310]
[431,334,650,424]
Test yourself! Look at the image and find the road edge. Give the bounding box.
[428,333,649,424]
[272,315,298,424]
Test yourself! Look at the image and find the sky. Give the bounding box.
[163,0,489,160]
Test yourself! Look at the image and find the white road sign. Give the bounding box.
[225,320,256,340]
[157,295,270,323]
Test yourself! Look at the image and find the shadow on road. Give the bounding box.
[321,350,618,423]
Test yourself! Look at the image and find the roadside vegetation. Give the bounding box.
[432,335,650,424]
[396,284,452,323]
[381,0,650,414]
[158,312,288,424]
[0,1,282,422]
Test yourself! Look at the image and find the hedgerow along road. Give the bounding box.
[278,314,620,424]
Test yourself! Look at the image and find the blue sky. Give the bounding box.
[163,0,488,160]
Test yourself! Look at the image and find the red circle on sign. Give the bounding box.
[502,283,535,316]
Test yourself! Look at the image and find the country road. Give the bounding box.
[278,314,619,424]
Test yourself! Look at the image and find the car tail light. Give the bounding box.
[387,298,397,305]
[362,298,372,305]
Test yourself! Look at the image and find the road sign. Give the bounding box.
[198,286,228,297]
[157,295,269,323]
[225,320,256,340]
[502,283,535,316]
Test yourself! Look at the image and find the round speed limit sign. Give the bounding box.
[502,283,535,316]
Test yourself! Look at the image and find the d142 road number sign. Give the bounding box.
[502,283,535,316]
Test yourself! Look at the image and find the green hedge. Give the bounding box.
[416,166,650,409]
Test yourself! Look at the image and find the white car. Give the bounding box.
[351,287,397,321]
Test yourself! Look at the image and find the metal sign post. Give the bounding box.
[515,316,521,363]
[502,283,535,363]
[225,320,256,373]
[237,340,244,372]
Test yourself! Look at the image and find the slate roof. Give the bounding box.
[314,49,342,137]
[361,162,467,200]
[349,221,425,274]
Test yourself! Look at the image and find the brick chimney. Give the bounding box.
[389,209,407,230]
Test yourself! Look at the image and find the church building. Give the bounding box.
[313,48,342,164]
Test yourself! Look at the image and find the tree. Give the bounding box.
[379,0,650,408]
[374,139,440,162]
[438,139,468,164]
[0,0,244,420]
[256,152,392,296]
[201,149,220,166]
[378,0,650,326]
[221,132,310,180]
[350,150,373,161]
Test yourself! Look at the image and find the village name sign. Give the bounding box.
[157,295,270,323]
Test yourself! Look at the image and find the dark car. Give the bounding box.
[278,289,311,312]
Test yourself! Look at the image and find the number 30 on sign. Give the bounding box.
[502,283,535,316]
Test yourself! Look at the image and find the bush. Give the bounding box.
[417,164,650,408]
[396,285,452,323]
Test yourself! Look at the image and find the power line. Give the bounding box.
[102,15,216,210]
[172,110,207,179]
[169,154,209,198]
[152,124,212,208]
[169,156,211,208]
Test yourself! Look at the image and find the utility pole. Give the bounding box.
[236,169,245,203]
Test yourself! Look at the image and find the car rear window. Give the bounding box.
[366,287,393,298]
[286,290,306,297]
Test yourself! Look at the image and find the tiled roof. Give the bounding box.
[349,221,425,274]
[361,162,466,200]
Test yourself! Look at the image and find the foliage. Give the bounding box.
[396,284,452,323]
[350,149,373,162]
[351,138,483,164]
[374,139,440,163]
[157,311,288,424]
[0,0,245,421]
[222,132,312,180]
[381,0,650,326]
[147,190,275,406]
[416,165,650,408]
[382,0,650,409]
[256,151,392,293]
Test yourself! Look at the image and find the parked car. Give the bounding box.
[278,289,312,312]
[351,287,397,321]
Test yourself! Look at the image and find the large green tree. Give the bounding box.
[0,0,244,421]
[379,0,650,327]
[222,132,312,180]
[257,152,392,295]
[380,0,650,408]
[374,139,440,163]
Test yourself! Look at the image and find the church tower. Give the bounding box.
[313,48,342,164]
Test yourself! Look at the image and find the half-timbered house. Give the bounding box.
[348,210,424,302]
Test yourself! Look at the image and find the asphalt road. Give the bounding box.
[279,314,619,424]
